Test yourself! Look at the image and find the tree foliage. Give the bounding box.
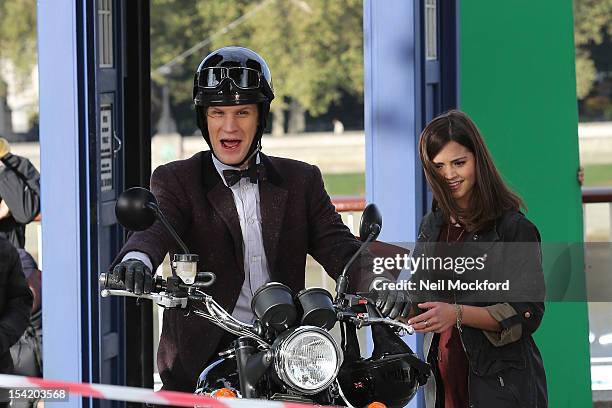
[573,0,612,99]
[196,0,363,115]
[0,0,38,76]
[0,0,37,135]
[151,0,364,133]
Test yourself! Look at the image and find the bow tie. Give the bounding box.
[222,164,266,187]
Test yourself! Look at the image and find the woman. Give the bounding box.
[406,110,547,407]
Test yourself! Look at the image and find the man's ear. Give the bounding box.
[258,102,269,131]
[196,106,208,134]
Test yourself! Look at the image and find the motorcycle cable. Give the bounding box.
[335,379,356,408]
[192,289,271,347]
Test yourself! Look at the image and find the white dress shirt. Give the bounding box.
[123,153,271,323]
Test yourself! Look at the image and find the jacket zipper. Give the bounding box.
[458,231,481,407]
[454,293,472,407]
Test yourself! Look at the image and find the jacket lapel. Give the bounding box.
[201,151,244,275]
[420,209,444,243]
[258,154,288,278]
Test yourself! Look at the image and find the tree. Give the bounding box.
[0,0,37,74]
[198,0,364,134]
[150,0,209,134]
[151,0,364,135]
[0,0,38,136]
[573,0,612,99]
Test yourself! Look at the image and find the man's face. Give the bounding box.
[206,104,258,168]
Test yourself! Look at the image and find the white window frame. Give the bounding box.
[425,0,438,61]
[98,0,113,68]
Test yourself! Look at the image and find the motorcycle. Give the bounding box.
[99,187,431,407]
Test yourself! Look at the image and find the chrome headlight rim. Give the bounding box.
[274,326,343,394]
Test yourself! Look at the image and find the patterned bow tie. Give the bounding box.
[222,164,266,187]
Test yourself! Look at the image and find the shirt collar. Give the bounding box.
[212,153,261,187]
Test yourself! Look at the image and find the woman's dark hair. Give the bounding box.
[418,110,524,231]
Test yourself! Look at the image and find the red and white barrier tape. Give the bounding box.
[0,374,317,407]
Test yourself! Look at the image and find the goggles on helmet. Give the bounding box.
[198,67,262,90]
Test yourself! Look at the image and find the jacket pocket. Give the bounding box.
[469,371,522,408]
[462,327,526,376]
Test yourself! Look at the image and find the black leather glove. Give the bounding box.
[370,277,412,319]
[112,259,152,295]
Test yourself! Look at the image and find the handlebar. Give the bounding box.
[99,272,270,346]
[99,273,414,337]
[99,271,215,293]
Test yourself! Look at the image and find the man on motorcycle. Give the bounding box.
[110,46,410,392]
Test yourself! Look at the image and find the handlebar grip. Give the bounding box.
[99,273,126,290]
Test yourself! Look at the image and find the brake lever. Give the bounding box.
[345,313,414,335]
[365,317,415,335]
[336,296,415,335]
[365,298,415,335]
[100,288,188,308]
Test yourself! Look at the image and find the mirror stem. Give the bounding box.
[335,224,380,300]
[146,203,191,254]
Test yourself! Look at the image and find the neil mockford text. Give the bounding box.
[371,278,510,292]
[372,253,486,275]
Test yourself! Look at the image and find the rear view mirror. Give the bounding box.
[115,187,158,231]
[359,204,382,242]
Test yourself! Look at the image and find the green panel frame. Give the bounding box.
[460,1,592,407]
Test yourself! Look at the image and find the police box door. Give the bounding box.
[93,0,126,401]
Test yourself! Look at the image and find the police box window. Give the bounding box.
[98,0,113,68]
[425,0,437,61]
[100,105,113,192]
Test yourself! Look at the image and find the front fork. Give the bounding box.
[234,337,274,399]
[234,337,258,398]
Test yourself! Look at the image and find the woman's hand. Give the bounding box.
[0,199,10,220]
[407,302,457,333]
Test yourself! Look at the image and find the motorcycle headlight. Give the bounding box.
[274,327,343,394]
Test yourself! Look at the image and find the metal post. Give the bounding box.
[38,1,88,406]
[364,1,423,407]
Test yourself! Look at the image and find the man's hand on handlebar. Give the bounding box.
[111,259,153,295]
[370,277,412,320]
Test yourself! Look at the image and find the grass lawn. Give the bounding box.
[322,172,365,196]
[583,164,612,187]
[322,164,612,197]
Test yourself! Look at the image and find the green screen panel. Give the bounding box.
[460,1,592,407]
